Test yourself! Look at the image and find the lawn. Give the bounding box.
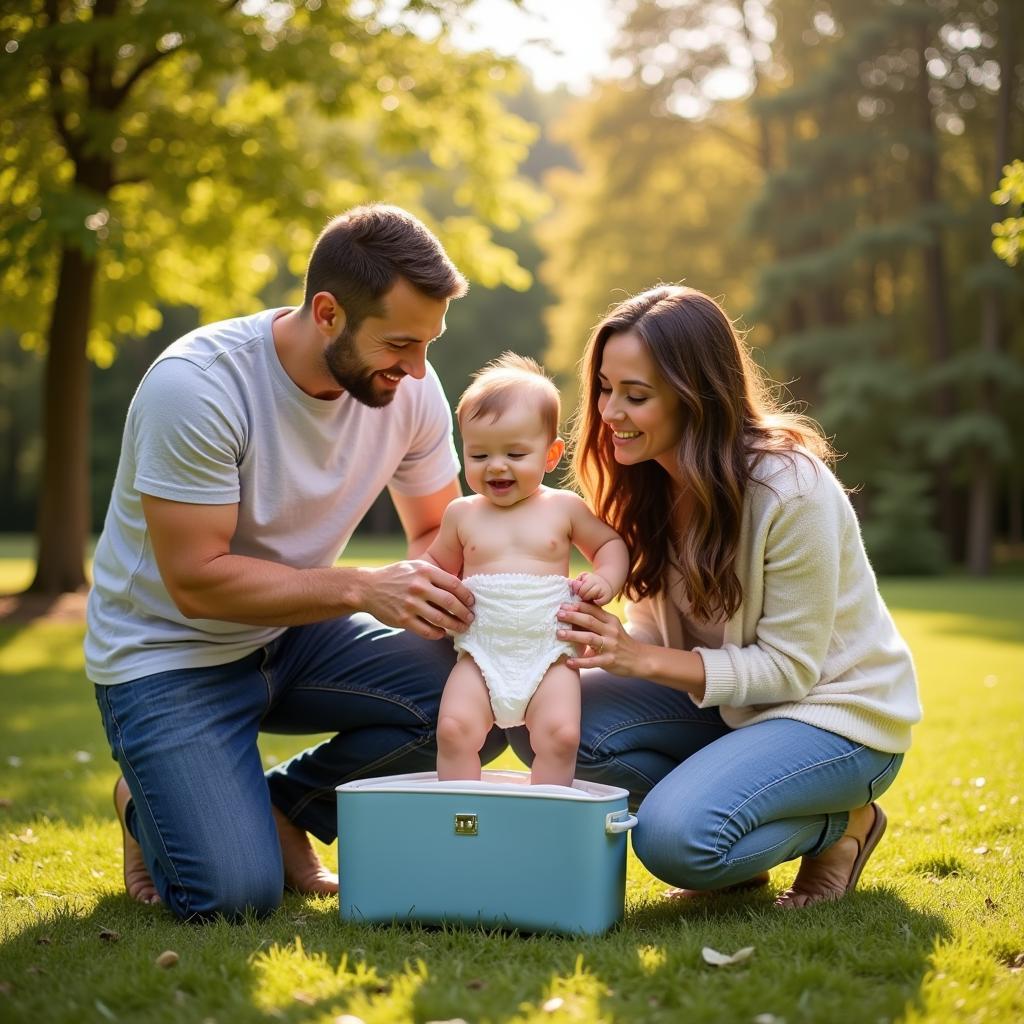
[1,539,1022,1023]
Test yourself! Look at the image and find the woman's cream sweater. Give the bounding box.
[625,451,922,753]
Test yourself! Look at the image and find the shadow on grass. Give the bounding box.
[0,887,953,1024]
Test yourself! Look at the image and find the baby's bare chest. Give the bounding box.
[461,504,572,563]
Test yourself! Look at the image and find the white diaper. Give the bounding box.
[453,573,577,728]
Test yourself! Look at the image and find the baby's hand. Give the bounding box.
[573,572,614,605]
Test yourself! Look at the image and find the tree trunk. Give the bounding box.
[965,1,1014,575]
[28,244,96,594]
[915,22,957,560]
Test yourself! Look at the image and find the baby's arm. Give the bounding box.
[565,493,629,605]
[421,499,467,577]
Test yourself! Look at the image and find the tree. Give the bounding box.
[539,0,769,389]
[748,0,1024,572]
[0,0,542,595]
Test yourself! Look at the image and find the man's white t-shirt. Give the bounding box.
[85,308,459,686]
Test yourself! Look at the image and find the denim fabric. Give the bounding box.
[511,668,903,890]
[95,613,507,920]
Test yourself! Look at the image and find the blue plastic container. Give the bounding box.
[336,770,636,935]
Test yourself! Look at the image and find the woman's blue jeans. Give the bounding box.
[510,669,904,890]
[95,613,507,921]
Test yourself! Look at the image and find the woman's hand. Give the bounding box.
[557,600,647,676]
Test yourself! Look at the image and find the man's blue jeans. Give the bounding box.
[95,613,506,921]
[511,669,904,890]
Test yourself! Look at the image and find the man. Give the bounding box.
[86,204,504,920]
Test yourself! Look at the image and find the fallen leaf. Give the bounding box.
[10,829,38,845]
[293,991,315,1005]
[985,897,999,910]
[26,965,46,975]
[702,945,755,967]
[155,950,179,969]
[98,928,120,942]
[0,798,12,809]
[542,997,564,1012]
[73,750,93,763]
[0,981,12,995]
[753,1015,784,1024]
[5,756,21,768]
[334,1016,366,1024]
[973,845,989,855]
[465,978,487,990]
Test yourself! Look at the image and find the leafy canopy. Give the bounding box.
[0,0,543,365]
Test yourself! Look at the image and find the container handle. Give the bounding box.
[605,810,638,834]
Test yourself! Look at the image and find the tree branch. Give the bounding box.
[111,0,245,108]
[43,0,78,160]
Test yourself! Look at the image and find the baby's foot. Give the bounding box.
[774,803,887,909]
[272,805,338,896]
[113,776,161,905]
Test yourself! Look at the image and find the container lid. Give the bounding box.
[336,769,630,802]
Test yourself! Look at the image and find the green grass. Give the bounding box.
[1,542,1022,1023]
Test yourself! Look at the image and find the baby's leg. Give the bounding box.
[436,656,495,781]
[524,659,581,787]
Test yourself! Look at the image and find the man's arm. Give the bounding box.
[390,478,462,558]
[141,493,474,638]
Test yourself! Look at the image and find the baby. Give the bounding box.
[424,353,629,787]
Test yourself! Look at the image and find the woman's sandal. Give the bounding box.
[774,802,887,909]
[663,871,772,902]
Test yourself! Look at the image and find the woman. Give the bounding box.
[547,285,921,907]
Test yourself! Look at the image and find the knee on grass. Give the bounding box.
[177,864,284,923]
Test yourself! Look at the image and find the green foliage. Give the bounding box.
[0,0,544,362]
[539,85,764,385]
[860,467,948,575]
[992,159,1024,267]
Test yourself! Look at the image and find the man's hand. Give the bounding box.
[572,571,614,606]
[360,560,475,639]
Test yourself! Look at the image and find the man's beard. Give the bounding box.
[324,325,397,408]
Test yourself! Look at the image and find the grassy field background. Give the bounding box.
[1,538,1022,1023]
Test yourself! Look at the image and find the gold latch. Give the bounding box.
[454,813,478,836]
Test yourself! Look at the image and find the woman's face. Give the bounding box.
[597,330,685,480]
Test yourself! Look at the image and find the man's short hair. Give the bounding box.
[457,352,561,442]
[303,204,467,328]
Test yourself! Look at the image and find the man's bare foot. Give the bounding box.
[663,871,772,903]
[774,803,887,909]
[113,777,161,905]
[272,805,338,896]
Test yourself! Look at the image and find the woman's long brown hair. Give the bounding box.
[570,285,833,622]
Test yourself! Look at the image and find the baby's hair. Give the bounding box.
[457,352,561,442]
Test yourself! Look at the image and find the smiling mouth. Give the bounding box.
[487,480,514,492]
[379,371,403,385]
[613,430,641,439]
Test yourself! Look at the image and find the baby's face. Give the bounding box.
[462,405,559,508]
